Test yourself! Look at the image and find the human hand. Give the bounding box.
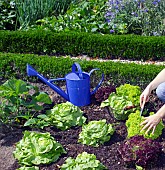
[140,87,151,107]
[140,114,161,134]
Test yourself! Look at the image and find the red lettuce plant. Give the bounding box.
[118,135,162,168]
[94,85,116,103]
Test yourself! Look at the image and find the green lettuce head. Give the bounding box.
[126,110,164,139]
[13,131,66,166]
[101,92,137,120]
[17,166,39,170]
[48,102,86,130]
[61,152,107,170]
[116,84,141,106]
[78,119,114,147]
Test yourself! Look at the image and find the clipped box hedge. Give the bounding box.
[0,30,165,61]
[0,53,164,87]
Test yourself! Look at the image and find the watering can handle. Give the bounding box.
[89,69,104,95]
[72,62,83,79]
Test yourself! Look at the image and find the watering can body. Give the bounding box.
[27,62,104,106]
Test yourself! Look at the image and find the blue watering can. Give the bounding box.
[27,62,104,106]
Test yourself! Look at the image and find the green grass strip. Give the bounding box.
[0,53,164,87]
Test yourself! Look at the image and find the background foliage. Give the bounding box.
[0,0,17,30]
[0,0,164,36]
[105,0,165,36]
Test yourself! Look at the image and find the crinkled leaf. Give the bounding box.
[13,131,66,166]
[116,84,141,106]
[17,166,39,170]
[61,152,107,170]
[100,99,110,107]
[47,102,86,130]
[78,119,114,147]
[126,110,164,139]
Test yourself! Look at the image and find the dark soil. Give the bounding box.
[1,81,165,170]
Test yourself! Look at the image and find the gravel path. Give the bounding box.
[70,55,165,65]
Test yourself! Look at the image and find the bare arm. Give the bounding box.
[146,68,165,92]
[140,68,165,107]
[156,104,165,119]
[140,68,165,134]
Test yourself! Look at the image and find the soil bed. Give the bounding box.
[0,81,165,170]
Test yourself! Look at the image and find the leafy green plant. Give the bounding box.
[78,119,114,147]
[17,166,39,170]
[47,102,86,130]
[116,84,141,106]
[101,84,141,120]
[60,151,107,170]
[105,0,165,36]
[24,102,86,130]
[118,135,161,168]
[126,110,164,139]
[28,0,109,34]
[15,0,57,29]
[13,131,66,166]
[24,114,50,129]
[101,92,137,120]
[0,79,52,125]
[0,0,17,30]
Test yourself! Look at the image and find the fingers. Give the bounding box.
[140,120,156,135]
[140,118,148,126]
[141,124,156,135]
[145,124,154,134]
[152,126,156,135]
[140,121,150,132]
[140,93,150,107]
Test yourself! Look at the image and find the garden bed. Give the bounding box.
[0,80,165,170]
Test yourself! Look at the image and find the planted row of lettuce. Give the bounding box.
[0,79,163,169]
[0,30,165,60]
[0,53,164,87]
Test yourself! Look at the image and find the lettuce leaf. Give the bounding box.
[61,152,107,169]
[126,110,164,139]
[78,119,114,147]
[13,131,66,166]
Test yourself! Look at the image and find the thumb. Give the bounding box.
[140,96,146,108]
[143,95,147,103]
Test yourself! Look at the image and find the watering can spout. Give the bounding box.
[26,64,69,101]
[27,64,38,76]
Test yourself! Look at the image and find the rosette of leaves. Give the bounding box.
[47,102,86,130]
[94,85,116,103]
[101,84,141,120]
[17,166,39,170]
[78,119,114,147]
[13,131,66,166]
[116,84,141,106]
[24,102,86,130]
[60,152,107,170]
[101,92,137,120]
[118,135,162,168]
[126,110,164,139]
